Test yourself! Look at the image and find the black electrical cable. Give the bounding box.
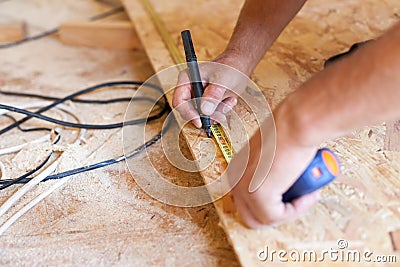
[44,121,169,182]
[0,89,135,104]
[0,121,61,189]
[0,6,124,49]
[0,122,169,185]
[0,28,58,49]
[2,114,52,133]
[0,112,170,186]
[0,3,172,190]
[0,153,52,190]
[0,81,170,188]
[0,88,166,106]
[0,81,166,135]
[0,102,166,130]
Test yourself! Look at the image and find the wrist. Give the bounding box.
[214,49,256,76]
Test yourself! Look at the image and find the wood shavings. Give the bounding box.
[0,134,50,156]
[0,161,6,180]
[0,160,59,222]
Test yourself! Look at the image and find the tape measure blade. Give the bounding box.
[211,124,233,163]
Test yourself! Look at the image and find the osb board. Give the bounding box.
[124,0,400,266]
[385,120,400,151]
[0,0,239,266]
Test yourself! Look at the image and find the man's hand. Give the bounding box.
[228,21,400,228]
[173,53,249,127]
[172,0,307,127]
[228,100,321,228]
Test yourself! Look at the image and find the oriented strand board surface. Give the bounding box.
[385,120,400,151]
[0,0,239,266]
[124,0,400,266]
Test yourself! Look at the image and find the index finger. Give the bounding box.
[173,72,202,127]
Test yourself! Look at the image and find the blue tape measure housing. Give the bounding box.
[282,148,340,203]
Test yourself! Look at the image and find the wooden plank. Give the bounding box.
[59,20,143,50]
[123,0,400,266]
[0,21,26,44]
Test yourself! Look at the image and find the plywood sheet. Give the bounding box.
[0,0,239,266]
[123,0,400,266]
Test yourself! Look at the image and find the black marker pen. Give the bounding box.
[181,30,212,138]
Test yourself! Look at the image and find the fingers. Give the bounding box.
[233,194,265,229]
[234,190,321,228]
[174,68,239,127]
[216,97,237,114]
[254,191,320,226]
[173,72,202,128]
[210,97,238,124]
[173,85,201,128]
[286,191,321,215]
[174,84,238,128]
[172,71,191,110]
[201,84,227,115]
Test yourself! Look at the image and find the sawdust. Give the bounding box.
[0,0,239,266]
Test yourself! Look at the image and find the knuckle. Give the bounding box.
[204,86,226,101]
[225,96,238,106]
[172,96,180,108]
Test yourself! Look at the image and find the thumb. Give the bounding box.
[201,84,226,115]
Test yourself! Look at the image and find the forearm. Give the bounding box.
[222,0,306,75]
[279,22,400,147]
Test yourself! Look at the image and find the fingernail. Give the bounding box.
[222,105,231,114]
[202,101,215,115]
[193,119,202,128]
[223,98,237,113]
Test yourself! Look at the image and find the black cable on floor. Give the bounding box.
[0,81,171,189]
[0,153,53,190]
[0,114,61,189]
[0,122,169,186]
[0,101,165,129]
[0,89,134,104]
[2,114,53,133]
[0,3,172,190]
[0,81,166,135]
[0,28,58,49]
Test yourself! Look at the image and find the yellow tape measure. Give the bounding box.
[210,124,233,163]
[139,0,234,163]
